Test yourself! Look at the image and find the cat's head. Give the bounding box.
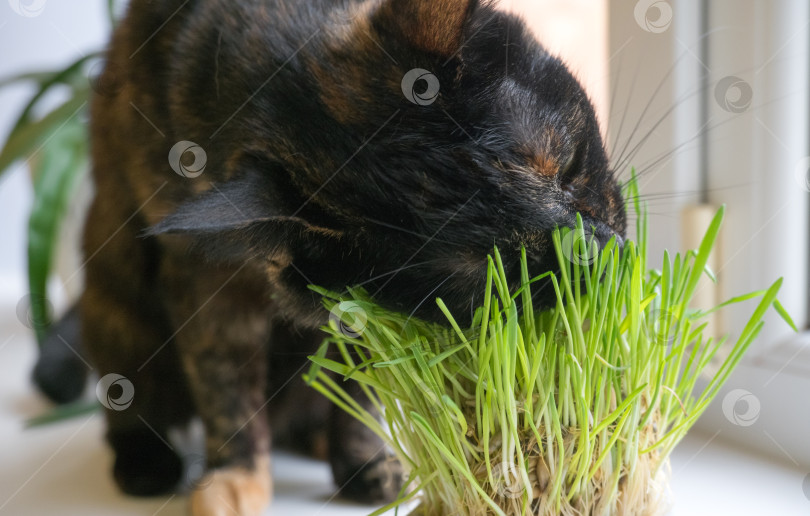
[151,0,625,326]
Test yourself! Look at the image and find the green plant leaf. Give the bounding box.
[26,400,99,428]
[27,116,88,343]
[8,54,95,135]
[0,70,59,89]
[0,95,88,178]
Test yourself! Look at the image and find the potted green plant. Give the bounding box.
[307,189,795,516]
[1,2,119,343]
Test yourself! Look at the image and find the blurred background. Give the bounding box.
[0,0,808,515]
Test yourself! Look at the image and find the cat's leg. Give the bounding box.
[159,253,273,516]
[266,319,405,504]
[265,322,334,460]
[327,381,406,504]
[81,200,194,496]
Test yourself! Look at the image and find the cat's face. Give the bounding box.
[154,0,625,325]
[292,0,626,322]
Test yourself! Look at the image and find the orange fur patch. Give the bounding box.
[530,154,559,177]
[385,0,473,56]
[189,454,272,516]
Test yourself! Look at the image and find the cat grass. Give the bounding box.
[305,180,794,516]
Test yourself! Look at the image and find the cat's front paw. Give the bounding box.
[189,455,271,516]
[110,427,184,497]
[336,452,405,504]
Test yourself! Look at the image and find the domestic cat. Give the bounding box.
[34,0,626,514]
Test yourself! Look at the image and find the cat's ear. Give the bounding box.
[378,0,478,56]
[146,169,305,235]
[147,168,340,259]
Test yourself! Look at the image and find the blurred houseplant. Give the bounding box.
[1,2,118,345]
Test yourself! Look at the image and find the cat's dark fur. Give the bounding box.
[35,0,626,514]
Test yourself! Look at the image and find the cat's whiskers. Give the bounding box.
[611,27,723,169]
[608,43,644,161]
[611,49,799,184]
[363,217,461,246]
[342,259,445,293]
[629,86,801,183]
[400,270,460,333]
[611,54,706,173]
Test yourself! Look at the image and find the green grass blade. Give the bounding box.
[680,206,724,312]
[773,297,798,332]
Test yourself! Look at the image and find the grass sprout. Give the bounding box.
[305,177,794,516]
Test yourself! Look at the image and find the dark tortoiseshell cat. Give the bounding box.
[35,0,626,514]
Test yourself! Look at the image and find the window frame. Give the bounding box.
[608,0,810,468]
